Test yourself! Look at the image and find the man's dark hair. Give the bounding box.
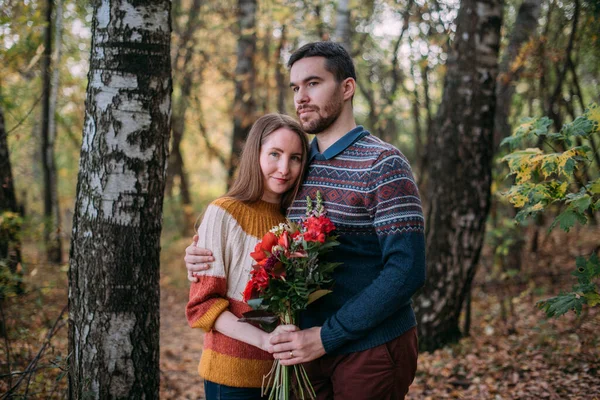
[287,42,357,82]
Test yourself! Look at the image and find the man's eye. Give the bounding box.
[292,87,299,92]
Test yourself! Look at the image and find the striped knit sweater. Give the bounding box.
[287,126,426,355]
[186,197,286,388]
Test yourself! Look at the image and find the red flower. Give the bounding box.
[303,215,335,243]
[250,232,278,264]
[278,231,290,249]
[251,267,270,289]
[243,280,259,302]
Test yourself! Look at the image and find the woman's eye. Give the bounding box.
[270,152,280,157]
[291,156,302,162]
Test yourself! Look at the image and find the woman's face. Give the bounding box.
[259,127,304,204]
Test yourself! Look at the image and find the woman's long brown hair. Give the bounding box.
[225,113,309,212]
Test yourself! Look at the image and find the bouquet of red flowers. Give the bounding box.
[240,191,341,400]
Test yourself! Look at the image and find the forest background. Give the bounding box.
[1,0,599,398]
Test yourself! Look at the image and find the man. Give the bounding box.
[185,42,425,399]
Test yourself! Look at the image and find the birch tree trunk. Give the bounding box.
[68,0,172,397]
[228,0,257,186]
[415,0,503,352]
[41,0,62,263]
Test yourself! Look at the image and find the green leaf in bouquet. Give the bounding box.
[307,289,332,305]
[317,239,340,251]
[247,298,264,310]
[318,261,343,276]
[239,310,280,332]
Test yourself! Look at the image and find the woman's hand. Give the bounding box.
[261,324,298,352]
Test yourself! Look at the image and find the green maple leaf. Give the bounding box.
[537,293,586,317]
[549,210,584,232]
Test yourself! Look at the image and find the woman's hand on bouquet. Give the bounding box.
[261,324,298,352]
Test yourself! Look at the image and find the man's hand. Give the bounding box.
[185,235,215,282]
[268,327,325,365]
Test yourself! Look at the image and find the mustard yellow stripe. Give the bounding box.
[212,197,286,239]
[191,299,229,332]
[199,348,275,388]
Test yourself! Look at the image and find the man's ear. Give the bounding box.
[342,78,356,101]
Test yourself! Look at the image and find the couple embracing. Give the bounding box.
[185,41,426,400]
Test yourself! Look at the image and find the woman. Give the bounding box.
[186,113,309,399]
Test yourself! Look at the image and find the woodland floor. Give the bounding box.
[1,224,599,399]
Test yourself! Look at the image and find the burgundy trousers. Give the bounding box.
[302,327,418,400]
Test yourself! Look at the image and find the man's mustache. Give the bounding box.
[296,105,319,114]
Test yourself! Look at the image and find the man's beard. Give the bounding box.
[297,93,344,135]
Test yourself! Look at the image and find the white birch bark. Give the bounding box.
[68,0,172,397]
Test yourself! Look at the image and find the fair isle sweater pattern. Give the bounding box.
[186,197,286,388]
[287,128,426,355]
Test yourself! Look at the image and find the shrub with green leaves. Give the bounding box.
[500,103,600,318]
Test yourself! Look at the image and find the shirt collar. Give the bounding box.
[309,126,369,162]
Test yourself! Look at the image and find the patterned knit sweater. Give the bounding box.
[287,126,426,355]
[186,197,286,388]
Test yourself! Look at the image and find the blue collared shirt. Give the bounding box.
[309,125,370,162]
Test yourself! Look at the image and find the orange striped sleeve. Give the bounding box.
[186,275,229,332]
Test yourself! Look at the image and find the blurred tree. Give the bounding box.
[41,0,62,263]
[67,0,172,397]
[494,0,542,149]
[228,0,257,187]
[167,0,204,235]
[415,0,504,351]
[0,104,22,276]
[334,0,351,50]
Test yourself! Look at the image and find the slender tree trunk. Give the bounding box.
[167,0,202,234]
[275,24,287,114]
[494,0,542,149]
[415,0,504,352]
[548,0,579,132]
[228,0,257,187]
[260,22,272,113]
[491,0,542,277]
[68,0,172,397]
[334,0,351,51]
[41,0,62,263]
[0,105,22,275]
[49,0,65,262]
[410,63,423,172]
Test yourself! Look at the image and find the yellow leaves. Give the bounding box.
[585,292,600,307]
[585,103,600,131]
[504,187,527,208]
[529,202,545,212]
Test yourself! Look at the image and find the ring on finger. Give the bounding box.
[289,351,294,358]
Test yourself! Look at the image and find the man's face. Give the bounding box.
[289,57,344,135]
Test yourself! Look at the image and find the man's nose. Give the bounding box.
[296,87,309,104]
